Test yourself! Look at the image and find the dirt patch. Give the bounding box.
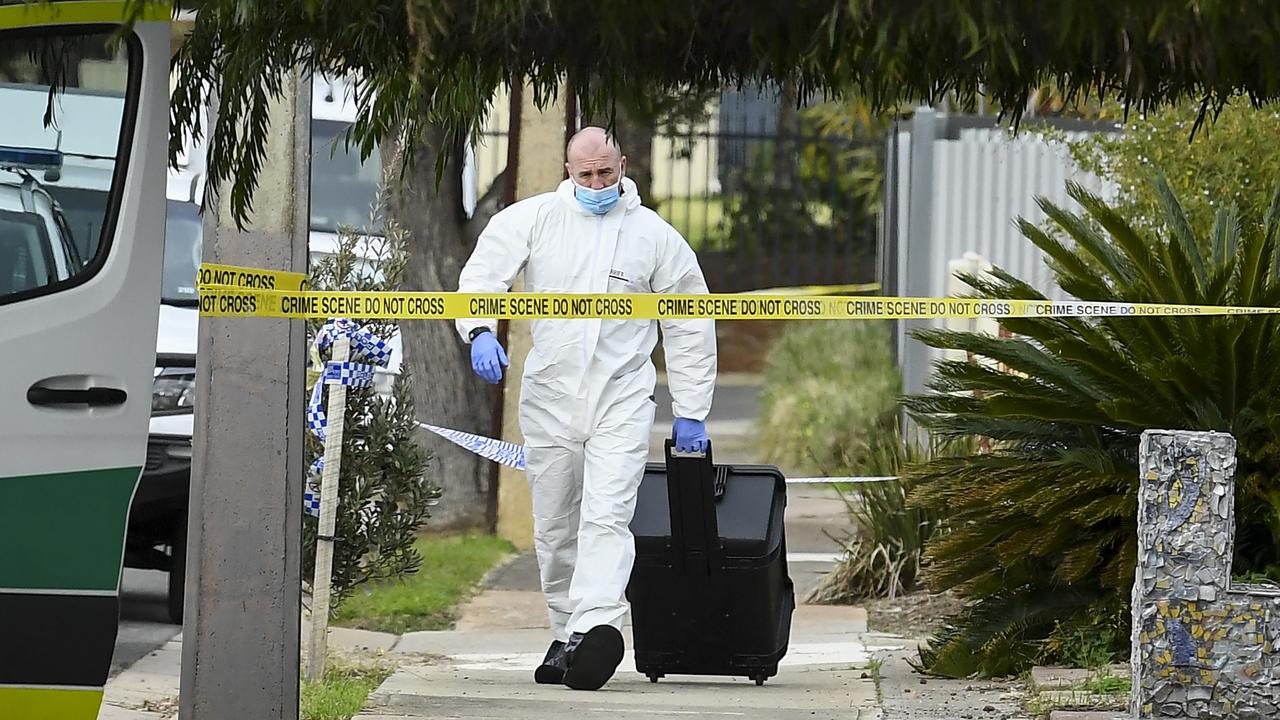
[654,320,788,374]
[714,320,788,373]
[864,589,965,640]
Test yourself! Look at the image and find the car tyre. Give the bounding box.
[167,513,187,625]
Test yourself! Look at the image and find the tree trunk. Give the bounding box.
[383,122,509,532]
[615,109,654,206]
[773,79,799,190]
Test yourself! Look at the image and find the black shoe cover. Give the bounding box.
[562,625,625,691]
[534,639,568,684]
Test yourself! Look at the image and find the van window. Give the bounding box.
[0,27,138,304]
[0,209,55,295]
[162,200,202,305]
[310,119,383,235]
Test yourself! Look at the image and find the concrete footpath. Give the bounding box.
[101,594,900,720]
[99,635,182,720]
[359,588,898,720]
[98,624,399,720]
[355,476,898,720]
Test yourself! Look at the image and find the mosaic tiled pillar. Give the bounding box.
[1132,430,1280,719]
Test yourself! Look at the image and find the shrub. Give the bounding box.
[908,176,1280,678]
[1069,102,1280,239]
[758,319,900,475]
[303,174,440,612]
[806,430,950,604]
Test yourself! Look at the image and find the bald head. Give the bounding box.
[567,126,622,161]
[566,126,626,190]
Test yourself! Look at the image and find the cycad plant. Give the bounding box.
[907,176,1280,678]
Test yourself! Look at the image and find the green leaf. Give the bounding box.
[1211,204,1239,272]
[1151,171,1209,292]
[1036,196,1135,287]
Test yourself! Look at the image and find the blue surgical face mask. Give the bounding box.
[574,178,621,215]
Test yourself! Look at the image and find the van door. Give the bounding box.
[0,4,169,717]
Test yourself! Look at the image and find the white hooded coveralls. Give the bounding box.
[456,177,716,639]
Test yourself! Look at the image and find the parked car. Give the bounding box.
[0,147,84,294]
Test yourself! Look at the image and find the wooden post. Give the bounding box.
[305,334,351,681]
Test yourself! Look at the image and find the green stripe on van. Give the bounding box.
[0,467,141,591]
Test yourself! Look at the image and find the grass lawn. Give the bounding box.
[332,533,516,634]
[652,196,730,251]
[301,659,394,720]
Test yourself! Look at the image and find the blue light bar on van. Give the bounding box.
[0,146,63,172]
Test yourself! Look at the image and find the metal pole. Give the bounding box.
[882,119,901,364]
[901,108,938,407]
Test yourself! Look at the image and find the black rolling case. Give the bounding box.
[626,440,795,685]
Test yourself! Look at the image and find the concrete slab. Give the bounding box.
[454,590,552,632]
[328,626,400,653]
[396,606,888,677]
[876,647,1031,720]
[1037,690,1126,709]
[112,569,183,678]
[792,562,839,601]
[481,551,542,591]
[1047,713,1128,720]
[439,596,869,645]
[99,694,179,720]
[1029,665,1129,691]
[101,637,181,718]
[363,663,879,719]
[113,636,182,677]
[478,551,850,602]
[394,627,554,656]
[792,604,869,634]
[97,706,174,720]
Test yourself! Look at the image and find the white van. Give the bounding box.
[0,11,169,713]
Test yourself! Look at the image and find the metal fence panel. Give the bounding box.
[929,129,1116,301]
[890,112,1121,398]
[649,128,882,292]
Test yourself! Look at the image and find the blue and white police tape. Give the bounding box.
[315,317,394,366]
[416,422,527,470]
[305,360,377,444]
[304,318,392,517]
[410,423,891,486]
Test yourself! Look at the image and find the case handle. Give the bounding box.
[664,438,722,575]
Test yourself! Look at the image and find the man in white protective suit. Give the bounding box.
[455,126,717,691]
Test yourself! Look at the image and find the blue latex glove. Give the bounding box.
[673,418,708,453]
[470,331,508,384]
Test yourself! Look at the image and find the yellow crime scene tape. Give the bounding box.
[195,263,1280,321]
[744,281,882,296]
[196,263,309,292]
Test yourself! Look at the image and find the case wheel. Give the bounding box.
[647,672,663,683]
[752,674,767,686]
